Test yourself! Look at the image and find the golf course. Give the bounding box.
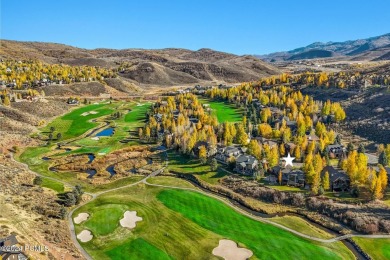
[72,177,354,260]
[16,98,361,259]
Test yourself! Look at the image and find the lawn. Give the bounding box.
[167,151,227,185]
[353,238,390,260]
[199,98,243,123]
[73,182,354,260]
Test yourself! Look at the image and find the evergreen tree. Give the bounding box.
[379,151,388,166]
[358,143,365,154]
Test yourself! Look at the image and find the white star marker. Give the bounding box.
[282,153,295,167]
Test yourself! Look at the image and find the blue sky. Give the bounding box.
[1,0,389,55]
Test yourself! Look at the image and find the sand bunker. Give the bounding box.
[74,213,89,224]
[212,239,253,260]
[77,230,93,243]
[81,111,98,116]
[91,137,100,140]
[119,211,142,229]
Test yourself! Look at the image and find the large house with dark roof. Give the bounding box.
[321,166,350,192]
[234,154,259,175]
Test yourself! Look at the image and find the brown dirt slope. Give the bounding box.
[0,40,280,86]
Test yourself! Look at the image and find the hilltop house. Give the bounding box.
[287,170,305,187]
[364,153,379,166]
[321,166,350,192]
[67,98,79,105]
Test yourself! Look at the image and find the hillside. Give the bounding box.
[259,33,390,62]
[0,40,280,86]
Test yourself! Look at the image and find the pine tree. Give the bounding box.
[358,143,366,154]
[379,151,388,166]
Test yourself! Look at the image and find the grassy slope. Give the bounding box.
[199,98,243,123]
[270,216,334,239]
[158,189,354,260]
[41,178,64,193]
[353,238,390,260]
[167,151,227,185]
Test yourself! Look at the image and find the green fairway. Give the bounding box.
[42,103,113,140]
[157,189,354,260]
[105,238,172,260]
[73,181,354,260]
[124,103,151,125]
[199,98,243,123]
[353,238,390,260]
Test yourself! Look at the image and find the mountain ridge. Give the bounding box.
[258,33,390,62]
[0,39,280,86]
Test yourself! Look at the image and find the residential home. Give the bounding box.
[234,154,259,175]
[215,145,243,164]
[306,133,320,142]
[287,170,305,187]
[67,98,79,105]
[326,144,345,159]
[321,166,350,192]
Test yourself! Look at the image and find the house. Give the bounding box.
[268,166,292,185]
[234,154,259,175]
[215,145,243,164]
[321,166,350,192]
[287,170,305,187]
[306,133,320,142]
[0,235,28,260]
[285,142,296,153]
[326,144,345,158]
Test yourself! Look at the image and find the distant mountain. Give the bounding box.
[0,40,280,86]
[258,33,390,62]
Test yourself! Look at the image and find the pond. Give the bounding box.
[87,154,95,164]
[86,169,97,178]
[95,127,114,137]
[42,157,51,161]
[106,165,117,176]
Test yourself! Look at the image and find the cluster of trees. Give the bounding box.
[253,71,390,89]
[140,94,219,157]
[341,150,388,199]
[0,59,116,88]
[58,185,84,207]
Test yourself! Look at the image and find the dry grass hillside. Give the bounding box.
[0,40,280,87]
